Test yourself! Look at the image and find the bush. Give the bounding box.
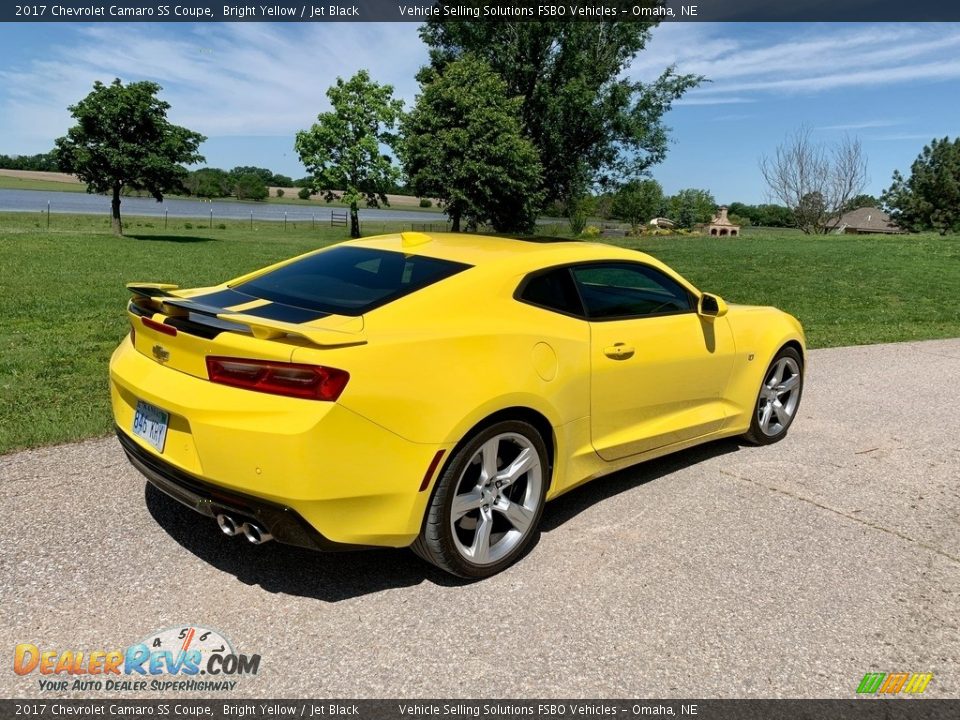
[217,223,226,229]
[275,188,284,198]
[568,209,587,235]
[419,198,432,208]
[298,187,312,200]
[583,225,601,236]
[184,222,193,229]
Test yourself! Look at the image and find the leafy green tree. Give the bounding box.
[0,151,60,171]
[668,188,715,229]
[184,168,231,198]
[842,193,879,213]
[229,166,273,185]
[54,79,204,235]
[271,174,294,188]
[401,56,542,233]
[298,186,312,200]
[418,20,701,208]
[882,137,960,234]
[295,70,403,238]
[233,172,268,201]
[613,179,664,232]
[754,204,794,228]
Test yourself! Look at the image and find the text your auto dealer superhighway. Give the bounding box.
[48,5,214,17]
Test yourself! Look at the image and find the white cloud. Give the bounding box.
[633,23,960,104]
[819,120,903,131]
[0,23,426,149]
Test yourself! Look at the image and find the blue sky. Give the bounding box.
[1,21,958,203]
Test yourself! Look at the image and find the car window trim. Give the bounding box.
[515,260,699,322]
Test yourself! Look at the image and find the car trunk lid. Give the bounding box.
[127,283,365,380]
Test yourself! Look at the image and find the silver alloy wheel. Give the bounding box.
[449,432,543,566]
[757,356,801,436]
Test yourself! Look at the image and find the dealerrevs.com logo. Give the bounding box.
[13,626,260,693]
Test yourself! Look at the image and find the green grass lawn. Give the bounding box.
[1,212,958,454]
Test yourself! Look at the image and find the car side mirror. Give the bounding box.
[698,293,728,318]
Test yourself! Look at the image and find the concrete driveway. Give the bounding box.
[2,339,958,698]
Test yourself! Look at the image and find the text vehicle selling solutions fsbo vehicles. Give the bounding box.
[111,233,805,578]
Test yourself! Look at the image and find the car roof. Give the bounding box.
[347,232,651,272]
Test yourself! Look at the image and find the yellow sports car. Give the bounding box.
[111,232,805,578]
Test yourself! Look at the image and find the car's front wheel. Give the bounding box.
[412,420,548,578]
[743,346,804,445]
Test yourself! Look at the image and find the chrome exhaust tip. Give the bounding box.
[241,522,273,545]
[216,514,240,537]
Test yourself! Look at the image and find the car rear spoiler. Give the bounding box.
[127,282,180,298]
[126,282,365,349]
[215,312,367,348]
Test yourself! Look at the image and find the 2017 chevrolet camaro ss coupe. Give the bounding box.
[111,232,805,578]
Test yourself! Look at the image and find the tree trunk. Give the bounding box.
[111,185,123,236]
[451,207,461,233]
[349,201,360,239]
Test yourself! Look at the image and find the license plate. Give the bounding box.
[132,401,169,453]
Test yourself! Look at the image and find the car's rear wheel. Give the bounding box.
[412,420,548,578]
[743,346,804,445]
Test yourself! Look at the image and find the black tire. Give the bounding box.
[743,346,804,446]
[411,420,549,579]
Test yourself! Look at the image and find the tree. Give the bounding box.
[184,168,231,198]
[612,179,664,233]
[0,151,60,171]
[298,187,312,200]
[842,193,879,213]
[232,172,268,201]
[882,137,960,234]
[668,188,715,229]
[54,79,204,235]
[418,20,701,209]
[401,55,542,233]
[759,125,868,234]
[295,70,403,238]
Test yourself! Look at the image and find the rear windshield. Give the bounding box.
[234,246,471,316]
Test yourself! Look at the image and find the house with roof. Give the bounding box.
[833,207,903,234]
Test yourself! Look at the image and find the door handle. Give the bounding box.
[603,343,635,360]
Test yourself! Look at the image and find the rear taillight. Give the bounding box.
[141,317,177,336]
[205,357,349,401]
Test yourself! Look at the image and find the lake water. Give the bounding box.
[0,188,447,224]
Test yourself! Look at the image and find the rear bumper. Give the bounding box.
[117,428,361,551]
[110,337,446,548]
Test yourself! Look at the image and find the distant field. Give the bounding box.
[1,211,958,454]
[0,169,87,193]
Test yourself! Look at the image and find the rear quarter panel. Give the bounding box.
[290,267,592,447]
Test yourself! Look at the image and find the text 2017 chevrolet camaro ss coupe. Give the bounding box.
[111,232,805,578]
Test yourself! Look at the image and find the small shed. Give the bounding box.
[705,206,740,237]
[833,207,902,234]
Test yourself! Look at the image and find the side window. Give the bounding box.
[518,268,585,317]
[571,263,693,320]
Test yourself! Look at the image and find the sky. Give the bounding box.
[1,21,958,203]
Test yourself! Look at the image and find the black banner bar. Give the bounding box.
[3,1,960,23]
[2,700,959,720]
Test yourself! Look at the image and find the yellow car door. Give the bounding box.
[571,263,736,461]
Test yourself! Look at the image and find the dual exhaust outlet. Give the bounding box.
[216,513,273,545]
